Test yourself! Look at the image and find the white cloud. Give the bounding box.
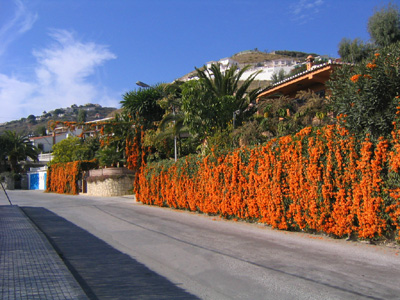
[0,0,38,56]
[0,29,118,122]
[290,0,324,24]
[0,74,35,120]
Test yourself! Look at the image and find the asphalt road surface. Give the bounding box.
[2,190,400,300]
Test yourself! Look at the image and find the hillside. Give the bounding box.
[179,49,320,82]
[0,103,117,136]
[230,51,290,64]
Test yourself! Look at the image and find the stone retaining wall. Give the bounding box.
[86,175,134,197]
[85,168,135,197]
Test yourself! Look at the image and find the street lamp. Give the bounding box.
[136,81,177,162]
[233,110,240,129]
[136,81,150,88]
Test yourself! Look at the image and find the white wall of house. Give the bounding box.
[242,65,297,81]
[30,128,83,153]
[200,58,299,82]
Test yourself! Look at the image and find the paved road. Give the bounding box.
[2,190,400,300]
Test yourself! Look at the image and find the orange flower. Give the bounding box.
[350,74,361,82]
[366,63,377,69]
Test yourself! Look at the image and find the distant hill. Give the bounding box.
[0,103,118,136]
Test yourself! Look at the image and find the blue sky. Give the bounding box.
[0,0,397,123]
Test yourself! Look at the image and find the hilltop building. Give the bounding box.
[204,57,299,81]
[180,56,301,82]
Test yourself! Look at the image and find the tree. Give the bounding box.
[271,69,286,84]
[338,38,374,63]
[0,134,12,172]
[181,63,261,140]
[51,136,98,164]
[78,110,87,123]
[329,41,400,138]
[35,125,47,137]
[155,81,191,159]
[53,108,64,116]
[1,131,38,172]
[120,84,165,129]
[98,112,135,166]
[27,114,37,125]
[368,3,400,48]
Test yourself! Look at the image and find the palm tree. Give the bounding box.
[3,131,39,173]
[156,81,190,159]
[120,83,165,129]
[195,63,262,112]
[181,63,262,138]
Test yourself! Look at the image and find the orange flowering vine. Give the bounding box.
[46,159,98,195]
[134,122,400,241]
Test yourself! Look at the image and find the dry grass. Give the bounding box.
[231,51,291,64]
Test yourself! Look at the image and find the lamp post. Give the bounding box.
[233,110,240,129]
[136,81,177,162]
[136,81,150,88]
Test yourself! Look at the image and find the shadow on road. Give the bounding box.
[22,206,199,300]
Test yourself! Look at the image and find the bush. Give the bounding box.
[329,41,400,138]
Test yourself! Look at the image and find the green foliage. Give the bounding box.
[27,114,37,125]
[34,125,47,137]
[77,110,87,123]
[271,69,286,84]
[338,38,374,63]
[0,134,12,172]
[51,136,99,164]
[368,2,400,48]
[156,81,191,160]
[120,84,165,129]
[257,91,332,138]
[96,145,124,167]
[288,64,307,77]
[329,41,400,138]
[181,63,261,140]
[274,50,319,59]
[143,128,173,161]
[338,3,400,63]
[0,131,39,172]
[231,120,269,147]
[102,112,135,163]
[203,127,235,156]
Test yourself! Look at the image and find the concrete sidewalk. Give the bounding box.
[0,205,88,300]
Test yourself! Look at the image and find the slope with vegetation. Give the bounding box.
[0,103,117,136]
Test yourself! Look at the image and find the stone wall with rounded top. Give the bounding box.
[85,167,135,197]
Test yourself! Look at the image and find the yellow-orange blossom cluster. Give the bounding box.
[135,123,400,240]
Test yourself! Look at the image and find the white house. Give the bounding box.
[187,57,300,82]
[29,128,83,153]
